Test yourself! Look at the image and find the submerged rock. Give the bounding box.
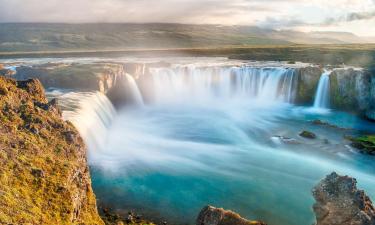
[271,135,300,144]
[312,172,375,225]
[196,206,266,225]
[299,130,317,139]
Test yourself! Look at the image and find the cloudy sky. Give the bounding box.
[0,0,375,36]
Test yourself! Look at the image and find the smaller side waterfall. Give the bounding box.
[61,92,116,153]
[313,71,331,109]
[124,73,144,106]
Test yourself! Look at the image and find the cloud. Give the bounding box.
[325,10,375,24]
[0,0,374,36]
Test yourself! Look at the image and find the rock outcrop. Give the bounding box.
[348,135,375,155]
[196,206,266,225]
[295,66,323,104]
[13,63,125,94]
[330,68,371,112]
[312,172,375,225]
[0,76,103,224]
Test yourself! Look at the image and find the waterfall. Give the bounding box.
[148,66,296,104]
[61,92,116,153]
[124,73,144,106]
[313,71,331,109]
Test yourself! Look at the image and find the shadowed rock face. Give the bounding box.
[196,206,267,225]
[312,172,375,225]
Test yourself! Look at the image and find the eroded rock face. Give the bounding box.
[330,69,371,112]
[0,77,103,224]
[196,206,267,225]
[14,63,125,93]
[295,66,323,104]
[312,172,375,225]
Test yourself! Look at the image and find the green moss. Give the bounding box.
[349,135,375,154]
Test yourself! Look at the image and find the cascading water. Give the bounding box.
[48,60,375,225]
[148,66,297,104]
[313,71,331,109]
[125,73,144,106]
[60,92,116,154]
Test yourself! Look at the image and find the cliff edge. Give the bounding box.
[0,76,103,224]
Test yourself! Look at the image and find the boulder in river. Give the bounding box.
[299,130,317,139]
[348,135,375,155]
[196,206,267,225]
[312,172,375,225]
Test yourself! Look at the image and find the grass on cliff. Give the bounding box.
[0,76,103,224]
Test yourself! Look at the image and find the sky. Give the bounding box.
[0,0,375,36]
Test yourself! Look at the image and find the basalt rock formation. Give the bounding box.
[196,206,267,225]
[13,63,125,94]
[0,76,103,224]
[312,172,375,225]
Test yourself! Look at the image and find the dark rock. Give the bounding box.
[63,131,78,144]
[299,130,317,139]
[330,69,371,112]
[348,135,375,155]
[196,206,267,225]
[312,120,329,126]
[312,172,375,225]
[295,67,323,104]
[31,168,45,178]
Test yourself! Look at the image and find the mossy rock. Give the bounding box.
[299,130,317,139]
[349,135,375,155]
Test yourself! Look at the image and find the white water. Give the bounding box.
[313,71,331,109]
[149,66,296,105]
[125,73,145,106]
[60,92,116,153]
[45,61,375,225]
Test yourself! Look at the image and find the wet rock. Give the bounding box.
[348,135,375,155]
[312,172,375,225]
[63,131,78,144]
[295,67,323,104]
[272,135,300,144]
[299,130,317,139]
[330,69,371,112]
[196,206,267,225]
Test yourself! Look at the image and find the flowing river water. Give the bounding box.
[37,57,375,225]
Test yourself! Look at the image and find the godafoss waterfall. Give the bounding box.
[3,57,375,225]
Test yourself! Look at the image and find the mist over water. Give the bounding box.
[51,60,375,225]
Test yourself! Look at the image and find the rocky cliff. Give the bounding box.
[330,68,372,112]
[12,63,125,94]
[0,76,103,224]
[312,172,375,225]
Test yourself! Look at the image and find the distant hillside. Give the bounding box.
[0,23,373,52]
